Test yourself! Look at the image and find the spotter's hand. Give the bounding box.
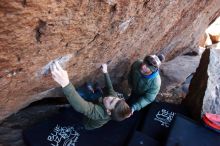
[50,61,70,87]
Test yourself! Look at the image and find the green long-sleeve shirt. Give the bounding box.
[128,60,161,111]
[62,73,117,130]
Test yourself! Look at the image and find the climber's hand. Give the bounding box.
[50,61,70,88]
[101,64,108,73]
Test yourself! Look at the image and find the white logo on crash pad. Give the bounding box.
[154,109,175,127]
[47,124,80,146]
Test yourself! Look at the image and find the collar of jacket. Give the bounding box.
[142,69,159,79]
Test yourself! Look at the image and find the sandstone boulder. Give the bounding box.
[160,54,201,92]
[206,16,220,44]
[183,48,220,121]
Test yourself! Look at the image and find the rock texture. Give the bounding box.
[160,54,201,91]
[183,49,220,121]
[206,16,220,44]
[158,72,195,104]
[157,53,202,104]
[203,49,220,115]
[0,0,220,122]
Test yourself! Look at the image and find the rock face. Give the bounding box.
[203,49,220,115]
[206,16,220,44]
[183,49,220,121]
[160,54,201,92]
[0,0,220,122]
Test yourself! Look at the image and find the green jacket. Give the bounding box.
[62,73,118,130]
[128,60,161,111]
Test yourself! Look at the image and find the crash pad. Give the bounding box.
[141,102,189,142]
[128,131,160,146]
[165,114,220,146]
[23,107,140,146]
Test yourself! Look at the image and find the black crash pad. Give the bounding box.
[128,131,160,146]
[23,107,140,146]
[141,102,189,142]
[165,114,220,146]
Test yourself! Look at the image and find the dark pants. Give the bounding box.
[76,86,102,102]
